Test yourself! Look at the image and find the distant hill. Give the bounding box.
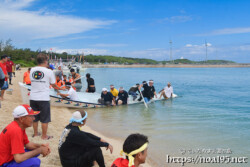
[162,59,235,65]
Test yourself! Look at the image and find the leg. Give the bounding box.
[41,123,48,139]
[2,157,40,167]
[0,89,5,100]
[38,101,52,140]
[33,121,39,137]
[79,148,105,167]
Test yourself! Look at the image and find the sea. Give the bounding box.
[79,68,250,167]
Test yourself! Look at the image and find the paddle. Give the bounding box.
[139,89,148,108]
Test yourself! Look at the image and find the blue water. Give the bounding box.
[81,68,250,167]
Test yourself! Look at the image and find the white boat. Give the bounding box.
[19,82,177,109]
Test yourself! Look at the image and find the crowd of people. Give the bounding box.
[0,53,174,167]
[0,55,17,101]
[98,80,173,106]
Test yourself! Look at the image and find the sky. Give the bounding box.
[1,0,250,62]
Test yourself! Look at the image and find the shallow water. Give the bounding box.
[80,68,250,167]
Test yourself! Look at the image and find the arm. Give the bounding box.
[57,93,69,98]
[13,145,50,163]
[51,83,64,90]
[85,132,101,140]
[73,74,81,82]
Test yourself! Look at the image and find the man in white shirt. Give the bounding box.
[57,82,79,101]
[159,82,173,99]
[30,53,61,140]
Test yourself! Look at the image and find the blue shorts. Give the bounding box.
[1,150,40,167]
[1,81,8,90]
[144,97,150,103]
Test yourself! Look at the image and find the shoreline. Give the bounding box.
[83,63,250,68]
[0,68,152,167]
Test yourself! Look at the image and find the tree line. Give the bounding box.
[0,39,235,67]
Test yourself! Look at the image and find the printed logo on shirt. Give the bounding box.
[32,71,44,80]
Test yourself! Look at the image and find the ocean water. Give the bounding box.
[80,68,250,167]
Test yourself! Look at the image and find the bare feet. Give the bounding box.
[32,132,41,137]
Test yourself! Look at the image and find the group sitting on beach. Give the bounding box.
[0,104,149,167]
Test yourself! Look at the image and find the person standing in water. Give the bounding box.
[86,73,95,93]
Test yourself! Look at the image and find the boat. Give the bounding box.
[19,82,177,109]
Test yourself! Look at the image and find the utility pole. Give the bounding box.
[169,40,173,63]
[205,40,208,62]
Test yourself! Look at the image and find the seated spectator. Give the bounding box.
[98,88,114,106]
[116,87,129,105]
[111,133,149,167]
[0,104,51,167]
[58,110,113,167]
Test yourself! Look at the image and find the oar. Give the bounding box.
[71,76,85,83]
[139,89,148,108]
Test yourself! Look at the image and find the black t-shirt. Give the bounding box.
[58,124,108,164]
[87,78,95,88]
[128,86,139,93]
[143,84,155,98]
[117,91,128,104]
[101,92,113,102]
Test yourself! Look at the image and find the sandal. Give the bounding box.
[32,132,41,137]
[42,136,53,140]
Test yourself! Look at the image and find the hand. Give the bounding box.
[40,146,50,157]
[41,143,51,154]
[100,138,107,143]
[57,93,60,95]
[155,94,158,98]
[106,144,113,154]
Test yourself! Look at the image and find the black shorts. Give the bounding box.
[88,87,96,93]
[30,100,51,123]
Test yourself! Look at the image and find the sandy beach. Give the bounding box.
[0,68,151,167]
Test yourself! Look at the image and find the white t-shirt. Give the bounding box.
[30,66,56,101]
[67,87,78,101]
[164,86,173,98]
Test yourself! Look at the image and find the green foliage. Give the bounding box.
[0,39,236,66]
[14,60,36,67]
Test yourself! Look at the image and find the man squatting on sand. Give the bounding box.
[58,110,113,167]
[0,104,51,167]
[112,133,149,167]
[30,53,63,140]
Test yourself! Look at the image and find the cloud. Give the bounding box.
[161,15,192,23]
[89,43,128,48]
[0,0,116,40]
[197,27,250,36]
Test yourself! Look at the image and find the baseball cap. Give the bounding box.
[102,88,108,92]
[49,64,55,70]
[119,87,124,91]
[70,111,88,124]
[13,104,40,118]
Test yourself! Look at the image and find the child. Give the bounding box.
[58,110,113,167]
[63,75,68,83]
[111,133,149,167]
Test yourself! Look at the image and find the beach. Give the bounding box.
[0,68,152,167]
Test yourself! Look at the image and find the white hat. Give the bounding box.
[70,111,88,124]
[13,104,40,118]
[102,88,108,92]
